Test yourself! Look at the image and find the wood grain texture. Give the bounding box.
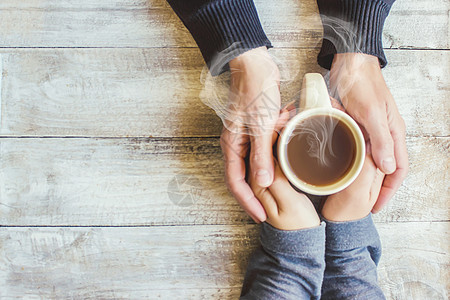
[0,225,258,299]
[382,0,450,49]
[0,222,448,299]
[0,0,447,49]
[377,222,450,300]
[0,0,448,298]
[0,49,448,137]
[0,137,448,226]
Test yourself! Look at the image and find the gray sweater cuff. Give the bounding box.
[260,222,326,256]
[323,213,380,251]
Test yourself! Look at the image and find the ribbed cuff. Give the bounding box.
[323,214,380,251]
[317,0,395,70]
[188,0,272,75]
[260,222,326,256]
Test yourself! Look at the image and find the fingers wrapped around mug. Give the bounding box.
[249,160,320,231]
[321,153,385,222]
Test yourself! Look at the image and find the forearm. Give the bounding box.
[317,0,396,69]
[240,222,326,300]
[166,0,272,75]
[321,214,385,300]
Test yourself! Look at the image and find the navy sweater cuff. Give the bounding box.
[260,222,326,256]
[186,0,272,75]
[317,0,395,70]
[323,214,380,251]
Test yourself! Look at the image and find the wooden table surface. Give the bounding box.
[0,0,448,299]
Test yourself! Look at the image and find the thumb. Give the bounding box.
[250,132,274,188]
[364,110,396,174]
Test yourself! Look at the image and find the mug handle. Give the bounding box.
[300,73,331,110]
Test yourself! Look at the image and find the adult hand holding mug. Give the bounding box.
[330,53,409,212]
[220,47,281,223]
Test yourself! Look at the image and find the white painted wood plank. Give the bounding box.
[0,48,217,137]
[0,49,447,137]
[0,137,447,226]
[0,47,321,137]
[0,137,235,226]
[0,0,194,48]
[0,222,448,299]
[377,222,449,300]
[373,136,450,223]
[0,0,447,49]
[383,0,449,49]
[0,225,258,299]
[382,50,450,137]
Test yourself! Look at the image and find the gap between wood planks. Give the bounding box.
[1,219,449,228]
[0,135,448,139]
[0,47,448,50]
[0,53,2,127]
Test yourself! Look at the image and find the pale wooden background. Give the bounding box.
[0,0,448,299]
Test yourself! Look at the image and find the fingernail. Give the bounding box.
[249,213,261,224]
[382,157,396,174]
[250,210,266,223]
[256,169,271,187]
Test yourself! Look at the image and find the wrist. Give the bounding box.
[229,47,279,80]
[331,53,380,73]
[321,194,373,222]
[229,46,269,68]
[267,196,321,231]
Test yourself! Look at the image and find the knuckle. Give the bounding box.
[220,132,228,147]
[251,146,267,163]
[385,136,395,149]
[251,151,263,164]
[271,174,284,186]
[226,179,238,195]
[397,116,407,134]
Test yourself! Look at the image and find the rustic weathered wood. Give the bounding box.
[0,0,447,49]
[0,225,258,299]
[0,136,447,226]
[0,0,448,298]
[0,222,448,299]
[0,49,448,137]
[382,0,450,50]
[377,222,449,300]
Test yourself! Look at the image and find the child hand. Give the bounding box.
[321,152,385,222]
[248,159,321,230]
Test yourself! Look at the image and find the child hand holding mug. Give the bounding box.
[241,123,386,299]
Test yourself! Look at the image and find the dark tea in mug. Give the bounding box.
[286,115,356,186]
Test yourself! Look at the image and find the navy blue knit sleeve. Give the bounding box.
[317,0,396,69]
[166,0,272,75]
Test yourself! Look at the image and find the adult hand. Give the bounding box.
[329,53,408,213]
[220,47,281,222]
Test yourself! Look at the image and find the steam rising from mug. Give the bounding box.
[288,115,338,168]
[197,15,368,136]
[199,42,299,135]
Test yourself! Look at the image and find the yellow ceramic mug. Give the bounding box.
[277,73,365,195]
